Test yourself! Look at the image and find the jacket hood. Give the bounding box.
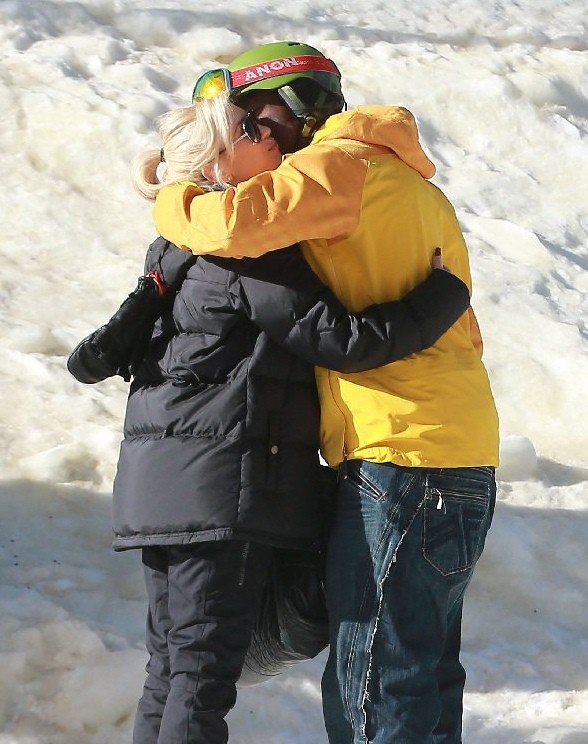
[312,105,436,179]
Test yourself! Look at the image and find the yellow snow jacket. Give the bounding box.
[153,106,499,468]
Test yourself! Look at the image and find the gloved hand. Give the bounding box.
[67,275,160,383]
[67,238,197,384]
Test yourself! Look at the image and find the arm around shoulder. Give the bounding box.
[235,248,470,373]
[153,145,363,258]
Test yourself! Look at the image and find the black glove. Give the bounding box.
[68,238,197,384]
[67,276,160,383]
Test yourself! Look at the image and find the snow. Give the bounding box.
[1,0,587,741]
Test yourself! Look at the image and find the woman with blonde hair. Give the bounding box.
[70,90,470,744]
[132,93,284,198]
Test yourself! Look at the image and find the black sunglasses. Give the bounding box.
[234,111,262,145]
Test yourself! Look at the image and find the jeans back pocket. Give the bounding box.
[423,469,495,576]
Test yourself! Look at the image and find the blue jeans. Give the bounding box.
[321,461,496,744]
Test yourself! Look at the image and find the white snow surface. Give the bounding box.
[1,0,587,742]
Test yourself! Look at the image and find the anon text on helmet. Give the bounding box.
[231,56,340,87]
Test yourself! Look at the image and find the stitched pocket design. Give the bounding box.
[423,472,492,576]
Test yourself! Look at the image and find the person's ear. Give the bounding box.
[202,162,214,183]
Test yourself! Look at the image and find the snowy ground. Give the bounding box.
[1,0,587,742]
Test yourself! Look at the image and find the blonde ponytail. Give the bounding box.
[131,94,236,200]
[131,148,165,200]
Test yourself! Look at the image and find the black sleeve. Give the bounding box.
[144,236,197,290]
[230,245,471,373]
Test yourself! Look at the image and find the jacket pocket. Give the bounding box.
[423,470,495,576]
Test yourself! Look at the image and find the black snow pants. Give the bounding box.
[132,540,273,744]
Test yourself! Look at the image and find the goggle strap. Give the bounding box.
[193,55,340,103]
[230,55,339,89]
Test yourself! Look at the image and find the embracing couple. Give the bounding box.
[70,40,498,744]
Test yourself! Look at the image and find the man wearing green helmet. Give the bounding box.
[153,40,499,744]
[192,41,346,153]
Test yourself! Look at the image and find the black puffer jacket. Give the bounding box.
[112,238,470,551]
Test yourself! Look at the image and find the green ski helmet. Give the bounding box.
[193,41,346,139]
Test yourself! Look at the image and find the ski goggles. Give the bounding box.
[192,55,340,102]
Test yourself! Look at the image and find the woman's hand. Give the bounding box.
[433,247,483,355]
